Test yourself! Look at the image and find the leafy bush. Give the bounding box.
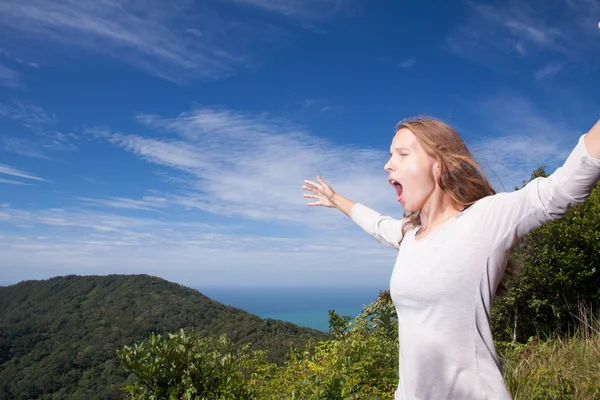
[118,329,270,400]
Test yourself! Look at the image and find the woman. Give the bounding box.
[302,117,600,399]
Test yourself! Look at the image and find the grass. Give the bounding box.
[500,303,600,400]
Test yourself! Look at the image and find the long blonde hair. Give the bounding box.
[395,117,514,295]
[396,116,495,237]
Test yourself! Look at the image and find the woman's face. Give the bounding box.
[384,128,438,212]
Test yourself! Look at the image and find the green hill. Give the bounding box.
[0,274,329,399]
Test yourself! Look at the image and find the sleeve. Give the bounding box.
[350,203,404,249]
[482,133,600,250]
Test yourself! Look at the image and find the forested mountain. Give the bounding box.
[0,274,328,399]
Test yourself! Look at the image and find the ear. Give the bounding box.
[432,162,441,177]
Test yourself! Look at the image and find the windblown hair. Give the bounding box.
[395,116,514,295]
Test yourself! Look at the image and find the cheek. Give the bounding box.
[404,164,435,189]
[403,166,436,202]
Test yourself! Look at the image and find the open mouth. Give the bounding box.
[389,179,403,201]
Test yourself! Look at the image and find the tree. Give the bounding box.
[117,329,270,399]
[119,292,400,400]
[493,167,600,342]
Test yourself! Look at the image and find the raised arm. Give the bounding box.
[303,175,404,249]
[583,119,600,159]
[481,120,600,250]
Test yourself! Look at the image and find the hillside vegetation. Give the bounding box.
[0,274,327,399]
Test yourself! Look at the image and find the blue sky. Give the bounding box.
[0,0,599,288]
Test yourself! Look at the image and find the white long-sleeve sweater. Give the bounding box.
[350,133,600,399]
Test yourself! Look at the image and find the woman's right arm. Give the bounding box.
[303,176,404,249]
[349,202,404,249]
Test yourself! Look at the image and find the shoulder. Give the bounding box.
[470,183,542,213]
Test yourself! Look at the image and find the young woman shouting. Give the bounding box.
[302,117,600,399]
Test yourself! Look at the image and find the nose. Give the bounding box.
[384,159,394,172]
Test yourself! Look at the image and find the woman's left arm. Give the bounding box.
[479,119,600,250]
[583,119,600,159]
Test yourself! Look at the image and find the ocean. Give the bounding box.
[195,285,385,332]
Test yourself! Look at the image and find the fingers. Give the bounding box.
[302,179,324,195]
[303,177,329,206]
[303,179,319,188]
[304,176,329,191]
[317,175,331,189]
[302,185,317,193]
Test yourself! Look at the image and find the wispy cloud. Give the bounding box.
[465,93,575,191]
[2,132,78,160]
[0,163,48,184]
[534,63,564,80]
[398,58,416,69]
[0,0,272,83]
[88,107,399,229]
[43,131,78,151]
[446,0,600,73]
[297,98,341,115]
[77,196,169,212]
[230,0,357,21]
[0,102,78,159]
[1,137,51,160]
[0,203,396,286]
[0,61,21,88]
[0,178,32,186]
[0,102,57,127]
[0,0,351,83]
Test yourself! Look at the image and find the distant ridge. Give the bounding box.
[0,274,328,399]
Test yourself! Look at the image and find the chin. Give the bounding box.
[401,202,416,213]
[401,199,423,214]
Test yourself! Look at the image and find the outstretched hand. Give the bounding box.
[302,175,336,208]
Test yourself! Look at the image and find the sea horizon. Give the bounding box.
[195,285,386,332]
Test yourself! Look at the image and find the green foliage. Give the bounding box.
[118,329,269,400]
[121,290,600,400]
[327,310,351,338]
[493,167,600,342]
[118,290,399,400]
[499,308,600,400]
[0,275,326,399]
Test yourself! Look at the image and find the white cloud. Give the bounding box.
[464,93,576,191]
[0,0,269,83]
[398,58,416,69]
[0,102,77,158]
[0,163,48,183]
[1,136,51,160]
[446,0,599,73]
[0,61,21,88]
[105,107,399,228]
[0,102,57,127]
[534,63,564,80]
[0,204,396,286]
[1,132,78,160]
[297,98,339,114]
[230,0,357,21]
[0,0,352,83]
[0,178,32,186]
[44,131,78,151]
[77,196,169,212]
